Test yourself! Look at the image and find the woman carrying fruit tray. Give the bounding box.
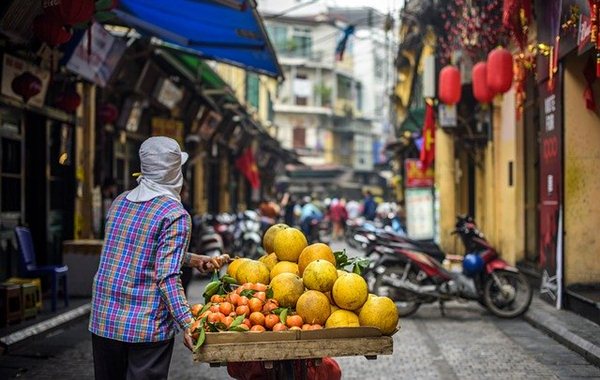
[189,225,398,380]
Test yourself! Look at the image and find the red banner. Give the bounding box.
[405,159,434,188]
[236,147,261,190]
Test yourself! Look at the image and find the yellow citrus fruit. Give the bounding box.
[332,273,368,311]
[325,309,360,328]
[358,296,399,335]
[302,260,338,292]
[258,252,279,271]
[236,260,270,285]
[325,291,335,305]
[330,304,340,314]
[295,290,331,325]
[297,243,335,276]
[270,261,299,278]
[337,269,349,278]
[273,227,308,262]
[269,272,305,308]
[356,294,377,315]
[227,258,251,281]
[262,223,288,254]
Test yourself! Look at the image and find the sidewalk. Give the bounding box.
[2,289,600,369]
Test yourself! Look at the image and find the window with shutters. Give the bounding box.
[292,126,305,148]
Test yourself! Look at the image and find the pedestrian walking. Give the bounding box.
[89,136,224,380]
[329,198,348,241]
[362,190,377,221]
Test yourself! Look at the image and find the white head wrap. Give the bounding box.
[126,136,189,203]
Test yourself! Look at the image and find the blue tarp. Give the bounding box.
[116,0,283,78]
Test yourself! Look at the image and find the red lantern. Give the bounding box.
[472,62,495,103]
[43,0,95,26]
[55,89,81,113]
[11,72,42,102]
[438,65,462,105]
[487,47,514,94]
[98,103,119,124]
[33,14,72,47]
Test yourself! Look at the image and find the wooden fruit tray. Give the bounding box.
[193,327,394,364]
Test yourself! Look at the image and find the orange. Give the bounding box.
[269,273,305,308]
[254,291,266,302]
[219,302,233,316]
[208,312,223,323]
[249,311,265,326]
[270,261,299,279]
[272,323,288,332]
[298,243,335,276]
[309,324,323,330]
[273,227,308,262]
[228,293,241,306]
[190,303,203,317]
[236,324,250,331]
[295,290,331,325]
[254,283,268,292]
[235,305,250,317]
[262,223,289,254]
[332,273,368,311]
[290,326,302,330]
[242,318,251,328]
[286,315,304,328]
[189,319,202,339]
[302,324,311,330]
[302,260,338,292]
[211,294,224,303]
[210,304,220,313]
[236,260,271,284]
[227,258,251,280]
[238,296,249,306]
[264,314,280,330]
[250,325,266,332]
[262,300,278,314]
[222,316,234,328]
[248,298,264,313]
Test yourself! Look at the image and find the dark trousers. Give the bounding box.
[92,333,175,380]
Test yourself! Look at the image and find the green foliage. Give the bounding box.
[334,249,370,275]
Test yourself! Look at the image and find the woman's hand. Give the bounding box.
[187,253,231,273]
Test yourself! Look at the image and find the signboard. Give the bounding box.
[1,54,51,108]
[405,188,435,240]
[438,104,457,127]
[577,14,593,55]
[404,159,434,188]
[65,22,126,87]
[538,67,563,308]
[151,118,184,146]
[154,78,183,109]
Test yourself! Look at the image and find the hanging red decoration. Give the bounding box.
[590,0,600,77]
[502,0,532,51]
[33,13,72,47]
[487,47,514,94]
[98,103,119,124]
[55,89,81,113]
[438,65,462,105]
[11,72,42,103]
[472,62,495,104]
[42,0,95,26]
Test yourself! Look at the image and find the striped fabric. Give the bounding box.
[89,192,192,343]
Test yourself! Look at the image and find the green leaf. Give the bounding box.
[240,289,256,298]
[95,0,113,10]
[198,302,212,316]
[266,287,274,299]
[334,249,348,269]
[214,322,228,331]
[94,10,115,23]
[222,275,237,285]
[211,270,219,282]
[206,322,219,332]
[228,325,250,332]
[280,308,288,325]
[193,317,207,352]
[229,315,245,329]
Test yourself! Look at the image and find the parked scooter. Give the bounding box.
[191,214,225,276]
[233,210,263,259]
[363,215,532,318]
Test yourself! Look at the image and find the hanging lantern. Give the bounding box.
[98,103,119,124]
[487,47,514,94]
[472,62,495,103]
[42,0,95,26]
[438,65,462,105]
[11,72,42,103]
[55,89,81,113]
[33,14,72,47]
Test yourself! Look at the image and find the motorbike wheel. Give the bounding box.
[483,270,532,318]
[369,266,422,318]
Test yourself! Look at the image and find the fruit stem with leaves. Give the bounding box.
[334,249,370,275]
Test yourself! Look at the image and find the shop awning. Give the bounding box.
[115,0,283,78]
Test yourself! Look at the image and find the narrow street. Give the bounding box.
[2,243,599,380]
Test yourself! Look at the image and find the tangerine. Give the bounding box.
[242,318,251,328]
[208,312,223,323]
[250,325,266,332]
[254,283,268,292]
[290,326,302,330]
[264,314,280,330]
[254,291,266,302]
[210,304,220,313]
[238,296,249,306]
[219,302,233,315]
[272,322,288,332]
[190,303,203,317]
[249,311,265,326]
[211,294,224,303]
[235,305,250,317]
[228,293,241,306]
[248,298,264,313]
[286,315,304,328]
[222,316,234,328]
[309,324,323,330]
[302,324,311,330]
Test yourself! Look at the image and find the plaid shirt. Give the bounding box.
[89,192,192,343]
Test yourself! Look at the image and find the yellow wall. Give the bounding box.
[435,127,459,254]
[563,53,600,285]
[214,64,246,103]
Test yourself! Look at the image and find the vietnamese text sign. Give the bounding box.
[405,159,434,188]
[405,187,435,240]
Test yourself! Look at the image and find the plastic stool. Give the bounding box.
[0,284,22,326]
[21,283,38,319]
[6,277,42,311]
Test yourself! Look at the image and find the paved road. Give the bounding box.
[2,242,599,379]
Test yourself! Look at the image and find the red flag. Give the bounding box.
[419,102,436,168]
[235,147,261,189]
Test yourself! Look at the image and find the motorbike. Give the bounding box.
[233,210,263,259]
[212,213,236,253]
[363,215,532,318]
[191,214,225,275]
